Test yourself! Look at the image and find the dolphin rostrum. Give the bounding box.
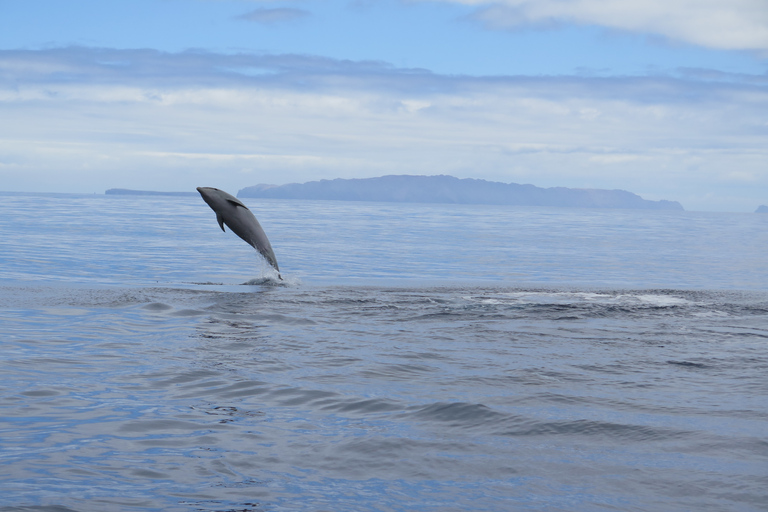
[196,187,281,278]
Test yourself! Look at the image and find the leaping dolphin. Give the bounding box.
[196,187,281,279]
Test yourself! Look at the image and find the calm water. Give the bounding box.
[1,193,767,512]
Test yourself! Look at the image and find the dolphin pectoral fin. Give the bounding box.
[216,213,226,232]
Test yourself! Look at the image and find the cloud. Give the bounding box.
[446,0,768,52]
[0,47,766,211]
[235,7,310,24]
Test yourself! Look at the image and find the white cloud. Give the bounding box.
[0,48,766,211]
[235,7,310,24]
[446,0,768,51]
[589,154,644,164]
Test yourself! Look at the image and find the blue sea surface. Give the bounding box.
[0,193,767,511]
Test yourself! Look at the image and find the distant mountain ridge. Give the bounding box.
[238,175,684,210]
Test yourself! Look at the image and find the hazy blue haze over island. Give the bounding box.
[237,175,684,210]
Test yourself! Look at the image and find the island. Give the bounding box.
[238,175,684,210]
[756,205,768,213]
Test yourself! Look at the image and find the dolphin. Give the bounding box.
[196,187,281,278]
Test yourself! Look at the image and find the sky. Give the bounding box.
[0,0,767,211]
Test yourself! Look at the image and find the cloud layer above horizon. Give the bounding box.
[449,0,768,52]
[1,47,766,211]
[236,7,310,25]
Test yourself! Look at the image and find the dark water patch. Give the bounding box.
[498,417,691,442]
[317,396,402,415]
[181,501,263,512]
[571,362,647,376]
[167,378,271,401]
[264,386,338,407]
[310,436,486,479]
[0,507,83,512]
[400,401,693,443]
[116,418,229,435]
[699,325,768,339]
[19,389,62,398]
[679,437,768,461]
[143,302,173,311]
[358,362,438,381]
[403,401,505,425]
[204,312,317,328]
[171,309,208,317]
[396,350,453,361]
[143,369,223,387]
[191,405,266,423]
[667,360,709,369]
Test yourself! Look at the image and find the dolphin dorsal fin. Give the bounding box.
[227,198,249,210]
[216,213,226,232]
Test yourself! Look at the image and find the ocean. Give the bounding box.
[1,193,766,512]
